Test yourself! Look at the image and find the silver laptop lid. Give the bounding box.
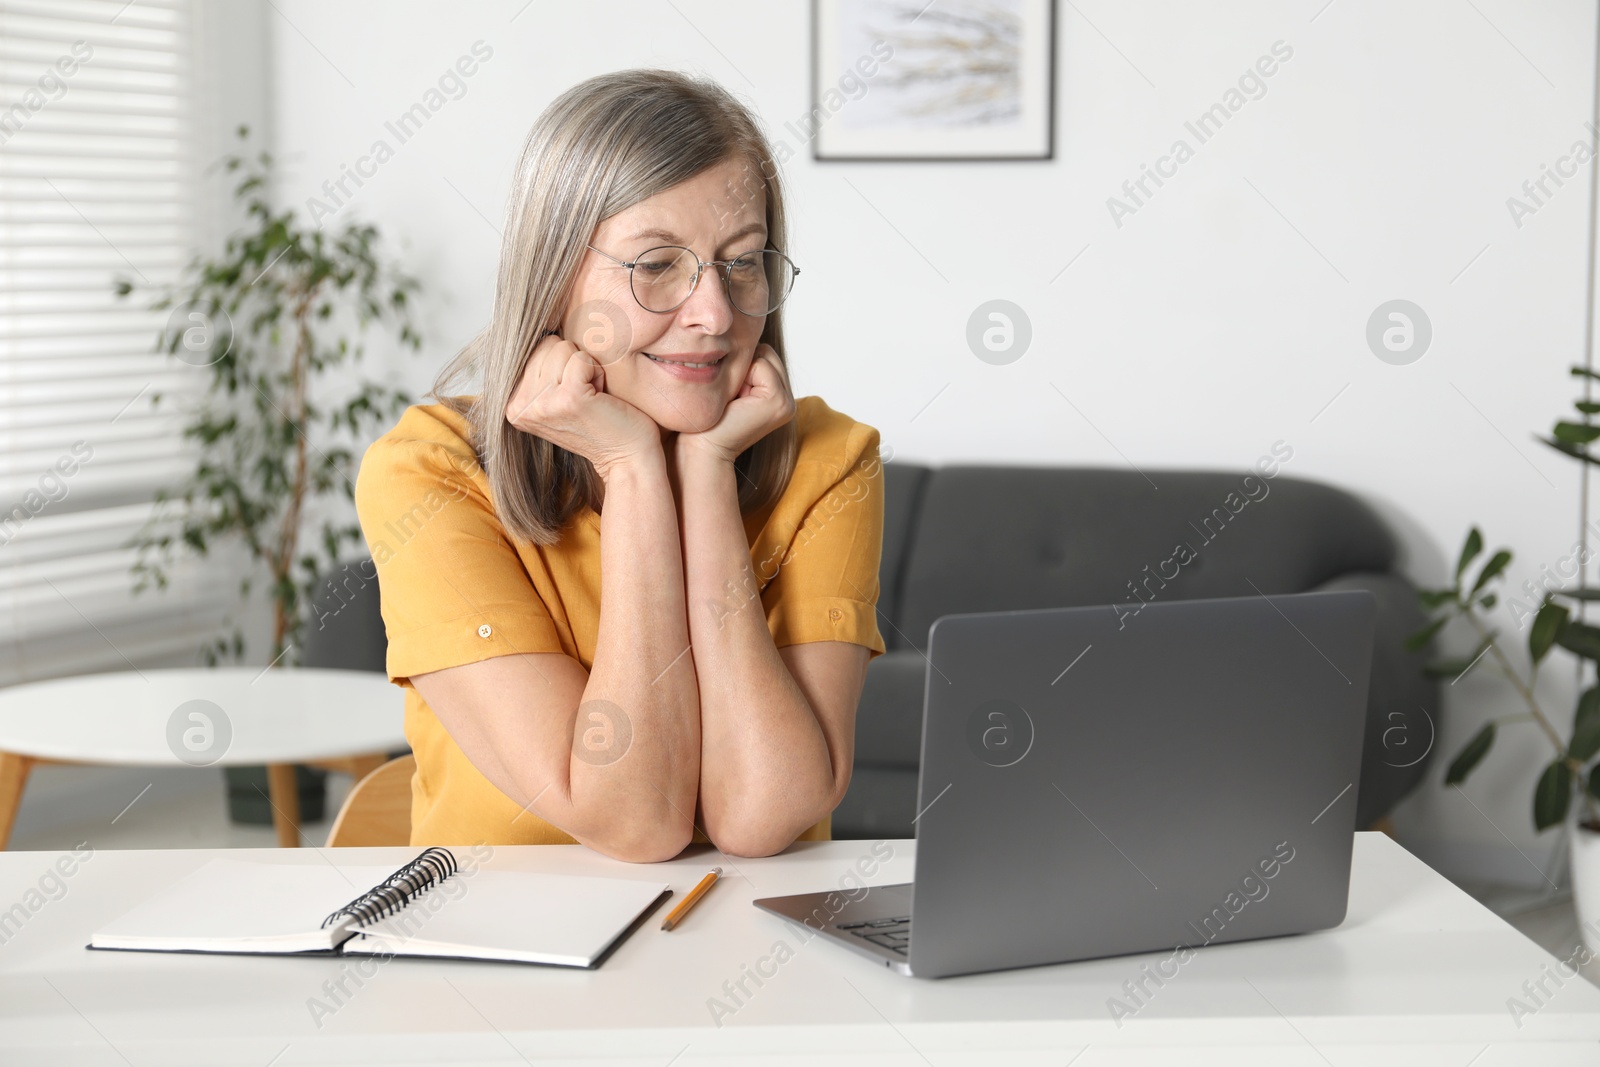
[907,589,1376,978]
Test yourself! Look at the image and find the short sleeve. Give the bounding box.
[353,432,565,686]
[761,420,888,662]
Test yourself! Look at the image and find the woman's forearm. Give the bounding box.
[675,445,836,856]
[570,449,702,860]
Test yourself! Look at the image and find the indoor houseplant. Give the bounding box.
[1409,365,1600,952]
[114,126,420,823]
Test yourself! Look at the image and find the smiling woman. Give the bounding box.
[352,69,887,863]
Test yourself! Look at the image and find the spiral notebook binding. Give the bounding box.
[320,846,459,930]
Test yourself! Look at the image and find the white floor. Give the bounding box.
[7,763,1600,991]
[8,761,356,851]
[1453,875,1600,990]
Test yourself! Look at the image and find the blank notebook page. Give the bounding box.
[345,870,671,967]
[91,860,414,953]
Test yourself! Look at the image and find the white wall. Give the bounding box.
[266,0,1600,884]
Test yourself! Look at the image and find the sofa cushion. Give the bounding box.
[895,467,1398,653]
[301,558,387,673]
[879,462,931,650]
[853,648,928,768]
[833,765,920,840]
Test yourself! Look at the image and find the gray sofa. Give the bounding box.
[832,462,1439,839]
[307,461,1438,840]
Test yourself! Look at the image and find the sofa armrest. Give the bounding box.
[1309,570,1441,827]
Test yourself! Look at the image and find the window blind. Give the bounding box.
[0,0,236,684]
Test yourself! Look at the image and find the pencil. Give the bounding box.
[661,867,721,931]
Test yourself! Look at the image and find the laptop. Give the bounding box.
[753,589,1378,978]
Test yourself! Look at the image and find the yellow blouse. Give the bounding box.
[352,394,888,849]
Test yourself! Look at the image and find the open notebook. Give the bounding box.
[87,846,673,969]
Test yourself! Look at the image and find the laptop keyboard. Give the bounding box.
[838,916,911,955]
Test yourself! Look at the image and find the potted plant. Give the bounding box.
[1409,365,1600,952]
[113,126,420,824]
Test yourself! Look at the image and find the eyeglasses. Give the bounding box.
[585,243,800,316]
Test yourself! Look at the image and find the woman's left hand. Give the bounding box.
[675,344,796,465]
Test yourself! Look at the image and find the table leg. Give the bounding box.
[0,751,36,851]
[265,763,301,848]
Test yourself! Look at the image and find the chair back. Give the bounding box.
[326,754,414,847]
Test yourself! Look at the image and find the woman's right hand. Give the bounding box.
[504,331,662,479]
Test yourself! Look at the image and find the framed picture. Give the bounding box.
[810,0,1056,162]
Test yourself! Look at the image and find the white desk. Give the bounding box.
[0,833,1596,1064]
[0,668,406,849]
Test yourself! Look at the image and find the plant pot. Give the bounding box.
[1570,809,1600,958]
[223,764,327,825]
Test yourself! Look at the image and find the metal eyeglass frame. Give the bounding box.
[584,243,800,316]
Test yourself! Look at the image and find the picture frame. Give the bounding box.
[809,0,1057,162]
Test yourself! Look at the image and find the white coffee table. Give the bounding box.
[0,667,405,849]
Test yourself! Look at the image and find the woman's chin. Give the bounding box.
[631,399,727,437]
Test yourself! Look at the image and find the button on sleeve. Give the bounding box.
[354,435,566,685]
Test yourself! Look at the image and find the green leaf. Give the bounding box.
[1590,763,1600,802]
[1557,619,1600,661]
[1405,615,1449,653]
[1571,687,1600,762]
[1470,550,1512,594]
[1446,723,1496,785]
[1456,527,1483,584]
[1554,421,1600,445]
[1539,436,1600,466]
[1577,401,1600,415]
[1550,587,1600,601]
[1534,760,1573,831]
[1573,366,1600,381]
[1531,601,1570,664]
[1478,593,1498,610]
[1417,588,1458,610]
